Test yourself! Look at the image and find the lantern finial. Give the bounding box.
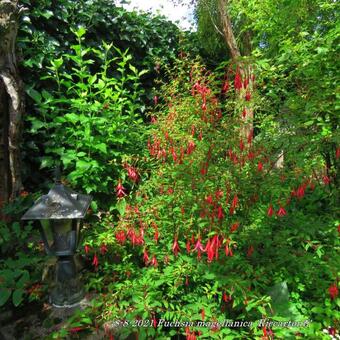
[54,164,61,184]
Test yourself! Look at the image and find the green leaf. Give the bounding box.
[116,199,126,216]
[12,288,24,306]
[26,88,42,103]
[95,143,107,154]
[74,26,86,38]
[16,271,30,289]
[51,57,63,69]
[64,113,79,124]
[0,288,11,306]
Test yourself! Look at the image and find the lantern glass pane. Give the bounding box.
[51,219,73,252]
[40,220,54,249]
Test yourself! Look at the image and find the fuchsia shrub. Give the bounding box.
[83,57,339,339]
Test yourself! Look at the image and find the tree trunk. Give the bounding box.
[217,0,240,61]
[0,0,25,213]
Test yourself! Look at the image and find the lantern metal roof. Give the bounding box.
[21,183,92,220]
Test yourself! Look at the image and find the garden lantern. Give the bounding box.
[21,179,91,307]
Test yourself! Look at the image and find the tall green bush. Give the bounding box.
[26,27,147,206]
[76,56,339,339]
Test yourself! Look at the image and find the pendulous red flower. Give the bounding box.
[100,244,108,255]
[230,222,240,233]
[247,245,254,257]
[143,249,149,264]
[276,206,287,217]
[234,70,243,91]
[172,237,181,256]
[150,255,158,267]
[336,147,340,159]
[329,283,339,300]
[115,230,126,244]
[267,204,274,217]
[222,80,229,93]
[92,254,98,268]
[323,175,330,185]
[217,205,224,220]
[116,181,126,198]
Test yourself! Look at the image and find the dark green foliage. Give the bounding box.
[18,0,189,196]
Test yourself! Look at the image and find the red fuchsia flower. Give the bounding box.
[222,80,229,93]
[100,244,108,255]
[124,164,139,183]
[186,239,191,253]
[143,249,149,265]
[172,237,181,256]
[190,126,195,138]
[194,238,205,252]
[70,327,83,333]
[200,165,207,175]
[338,224,340,234]
[276,206,287,217]
[217,205,224,220]
[234,70,243,91]
[223,291,228,302]
[84,244,91,254]
[215,189,223,200]
[185,328,197,340]
[20,190,29,197]
[150,255,158,267]
[225,240,233,257]
[115,230,126,244]
[206,195,213,204]
[296,184,306,199]
[154,229,159,243]
[336,147,340,159]
[170,147,177,162]
[116,181,126,198]
[92,254,99,268]
[247,245,254,257]
[243,78,249,89]
[329,327,337,336]
[248,151,255,160]
[205,239,214,263]
[198,130,203,141]
[153,95,158,105]
[201,308,205,321]
[245,91,251,101]
[239,139,245,151]
[181,206,185,215]
[329,283,339,300]
[152,314,157,328]
[201,102,207,111]
[186,140,196,155]
[231,194,238,209]
[323,175,330,185]
[230,222,240,233]
[150,116,157,124]
[242,108,247,118]
[267,204,274,217]
[257,162,263,172]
